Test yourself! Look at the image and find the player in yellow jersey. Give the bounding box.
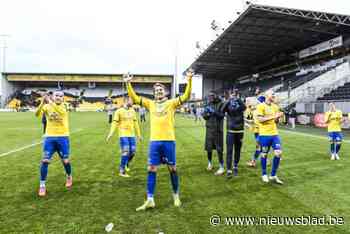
[325,103,343,160]
[246,95,265,167]
[124,71,192,211]
[256,91,284,184]
[35,91,72,197]
[106,97,141,177]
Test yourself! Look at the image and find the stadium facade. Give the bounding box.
[0,72,174,109]
[186,3,350,115]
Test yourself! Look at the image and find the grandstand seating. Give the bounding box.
[317,82,350,101]
[276,70,325,92]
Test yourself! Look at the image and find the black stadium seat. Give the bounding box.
[317,82,350,101]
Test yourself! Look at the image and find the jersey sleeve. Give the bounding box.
[171,77,193,108]
[169,97,183,109]
[35,102,47,117]
[126,82,151,109]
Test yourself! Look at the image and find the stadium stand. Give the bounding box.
[1,73,173,110]
[185,3,350,111]
[318,82,350,101]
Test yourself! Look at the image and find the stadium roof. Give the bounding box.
[2,72,173,83]
[2,72,172,78]
[188,4,350,79]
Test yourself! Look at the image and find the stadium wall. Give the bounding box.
[296,102,350,114]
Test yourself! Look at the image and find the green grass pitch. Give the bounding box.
[0,112,350,233]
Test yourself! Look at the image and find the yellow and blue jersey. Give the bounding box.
[36,102,70,159]
[325,110,342,132]
[127,79,192,141]
[38,103,69,137]
[256,102,280,136]
[110,107,141,138]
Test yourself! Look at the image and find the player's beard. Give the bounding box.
[55,99,63,105]
[155,91,166,101]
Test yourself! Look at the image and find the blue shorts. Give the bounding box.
[259,135,282,153]
[328,132,342,142]
[254,133,260,142]
[43,137,70,160]
[148,141,176,166]
[120,137,136,153]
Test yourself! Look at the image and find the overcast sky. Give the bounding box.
[0,0,349,96]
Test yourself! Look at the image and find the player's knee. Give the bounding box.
[274,150,282,156]
[148,165,158,172]
[62,159,70,164]
[121,150,129,157]
[168,165,177,172]
[41,159,50,164]
[256,144,261,150]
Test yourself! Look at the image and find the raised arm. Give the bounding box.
[171,71,193,108]
[35,99,45,117]
[126,82,150,109]
[126,82,141,105]
[178,75,192,104]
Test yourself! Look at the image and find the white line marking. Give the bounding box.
[280,129,350,144]
[4,127,39,130]
[0,129,84,158]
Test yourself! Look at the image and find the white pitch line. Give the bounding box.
[4,127,39,130]
[0,129,84,158]
[280,129,350,144]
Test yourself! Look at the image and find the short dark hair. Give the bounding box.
[153,83,166,90]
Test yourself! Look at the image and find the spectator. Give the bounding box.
[288,107,297,129]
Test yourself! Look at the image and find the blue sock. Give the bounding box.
[336,143,341,154]
[170,171,179,194]
[261,156,267,175]
[253,150,260,160]
[147,171,157,198]
[120,155,129,172]
[40,162,49,181]
[330,143,335,154]
[271,156,281,177]
[63,162,72,176]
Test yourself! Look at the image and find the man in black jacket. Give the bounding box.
[221,89,246,178]
[202,91,225,175]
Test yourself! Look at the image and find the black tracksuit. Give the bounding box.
[221,97,246,171]
[202,98,225,164]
